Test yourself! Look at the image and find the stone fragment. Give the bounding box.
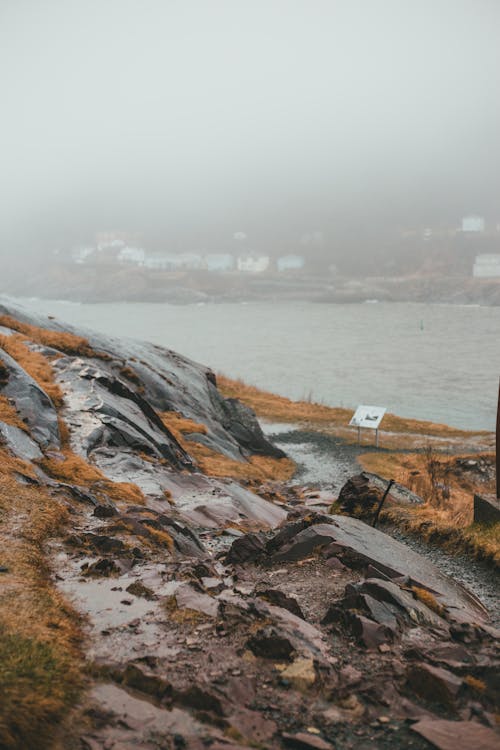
[255,587,304,618]
[246,627,295,661]
[473,494,500,525]
[175,684,225,715]
[125,580,156,600]
[225,532,267,564]
[121,663,172,700]
[338,472,423,519]
[348,613,395,649]
[174,583,219,618]
[411,718,500,750]
[82,558,121,577]
[407,663,463,708]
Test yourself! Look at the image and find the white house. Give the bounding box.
[204,254,234,272]
[277,255,305,272]
[144,253,203,271]
[473,254,500,278]
[72,246,96,264]
[237,255,270,273]
[118,246,146,265]
[462,215,485,233]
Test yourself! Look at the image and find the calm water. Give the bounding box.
[15,299,500,430]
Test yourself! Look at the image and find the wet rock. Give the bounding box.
[272,525,341,562]
[81,533,128,555]
[173,583,220,618]
[93,503,119,518]
[246,626,295,661]
[338,472,423,519]
[407,663,463,708]
[211,392,285,459]
[82,558,122,577]
[282,731,334,749]
[347,613,395,649]
[356,578,447,629]
[225,532,267,564]
[125,581,156,600]
[410,718,500,750]
[115,507,205,557]
[272,518,489,623]
[121,663,172,700]
[255,587,305,619]
[175,684,225,715]
[266,510,333,554]
[0,421,43,461]
[0,348,60,448]
[337,474,382,518]
[473,494,500,525]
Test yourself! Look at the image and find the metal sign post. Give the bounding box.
[496,378,500,499]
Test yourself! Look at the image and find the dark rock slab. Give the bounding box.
[272,516,489,624]
[411,718,500,750]
[407,663,463,708]
[255,587,305,619]
[474,494,500,525]
[0,420,43,461]
[0,348,60,448]
[246,626,295,661]
[0,298,284,464]
[225,533,267,565]
[338,472,422,519]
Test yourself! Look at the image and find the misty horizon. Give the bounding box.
[1,0,499,258]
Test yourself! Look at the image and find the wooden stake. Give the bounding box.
[496,378,500,499]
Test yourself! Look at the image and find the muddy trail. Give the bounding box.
[264,423,500,627]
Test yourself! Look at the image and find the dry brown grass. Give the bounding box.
[0,447,38,481]
[411,587,446,617]
[216,375,490,441]
[160,409,294,481]
[159,411,208,441]
[0,314,109,359]
[188,441,295,482]
[0,472,82,750]
[359,450,499,566]
[0,395,30,432]
[40,450,146,506]
[0,333,64,407]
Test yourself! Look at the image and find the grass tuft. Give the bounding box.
[40,450,146,506]
[0,314,110,359]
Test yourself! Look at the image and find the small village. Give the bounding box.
[66,214,500,279]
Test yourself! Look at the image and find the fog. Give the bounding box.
[1,0,499,257]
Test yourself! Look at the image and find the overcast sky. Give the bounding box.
[1,0,499,254]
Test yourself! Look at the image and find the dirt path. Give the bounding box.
[263,421,500,626]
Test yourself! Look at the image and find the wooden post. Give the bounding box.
[496,378,500,499]
[372,479,395,528]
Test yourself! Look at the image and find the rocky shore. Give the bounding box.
[3,263,500,305]
[0,300,498,750]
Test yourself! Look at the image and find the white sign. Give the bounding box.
[349,405,386,430]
